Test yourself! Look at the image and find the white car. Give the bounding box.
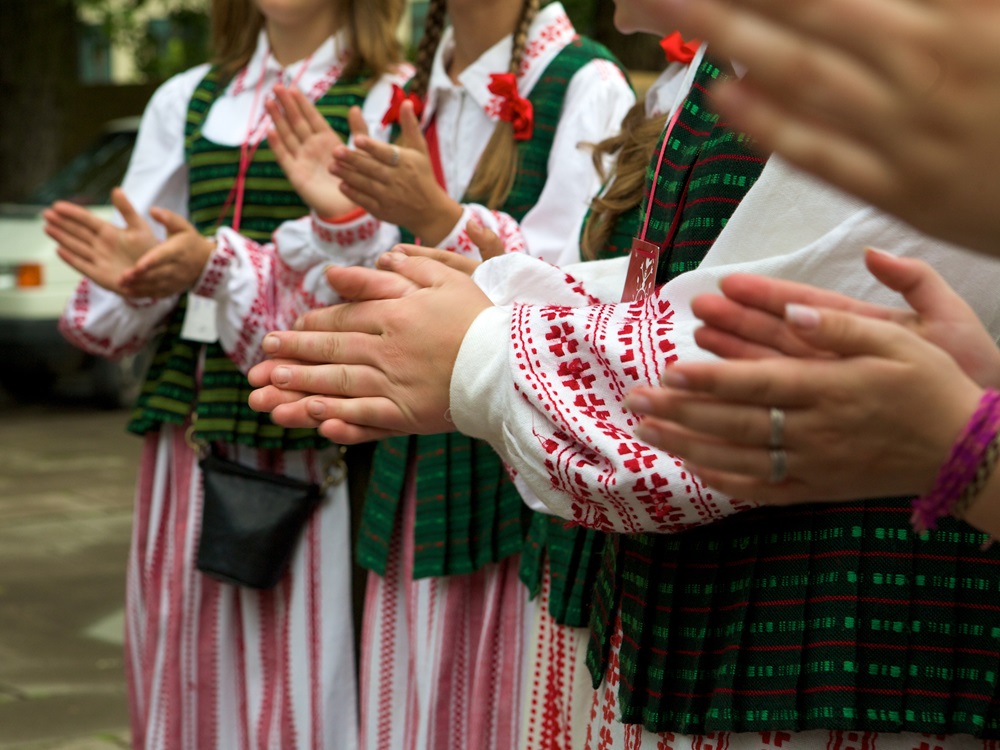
[0,117,149,407]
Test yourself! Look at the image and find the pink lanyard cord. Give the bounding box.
[638,103,684,243]
[220,49,315,233]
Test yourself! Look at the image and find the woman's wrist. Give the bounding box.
[411,197,464,247]
[911,387,1000,533]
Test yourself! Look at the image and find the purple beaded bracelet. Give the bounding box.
[911,388,1000,534]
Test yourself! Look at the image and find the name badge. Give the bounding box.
[180,293,219,343]
[620,238,660,303]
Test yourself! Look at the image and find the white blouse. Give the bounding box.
[282,2,635,274]
[448,158,1000,534]
[185,2,635,372]
[59,30,410,367]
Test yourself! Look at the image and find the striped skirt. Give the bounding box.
[358,462,528,750]
[125,426,358,749]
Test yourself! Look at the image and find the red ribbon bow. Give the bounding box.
[659,32,701,65]
[488,73,533,141]
[381,84,425,127]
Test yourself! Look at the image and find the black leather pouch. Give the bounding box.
[196,452,322,589]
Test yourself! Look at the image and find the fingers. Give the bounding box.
[656,359,822,407]
[111,188,144,229]
[348,106,370,140]
[351,137,403,171]
[45,218,98,262]
[290,86,337,140]
[271,84,313,144]
[466,219,504,261]
[862,247,970,321]
[45,202,104,244]
[149,206,193,236]
[633,414,776,480]
[710,79,897,206]
[627,386,777,447]
[690,293,824,359]
[248,384,314,415]
[395,245,481,275]
[375,250,471,290]
[397,101,428,154]
[781,303,926,359]
[260,328,384,364]
[323,264,423,301]
[299,395,416,434]
[264,361,391,399]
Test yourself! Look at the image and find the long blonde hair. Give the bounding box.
[409,0,541,210]
[211,0,403,81]
[581,101,669,259]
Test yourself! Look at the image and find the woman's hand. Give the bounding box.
[267,84,358,219]
[330,101,463,245]
[391,219,505,276]
[663,0,1000,255]
[118,208,215,298]
[693,248,1000,388]
[627,303,984,504]
[248,251,493,443]
[46,188,158,295]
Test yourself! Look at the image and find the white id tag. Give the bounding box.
[180,293,219,343]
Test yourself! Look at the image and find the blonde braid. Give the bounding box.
[465,0,540,209]
[410,0,448,101]
[581,103,669,259]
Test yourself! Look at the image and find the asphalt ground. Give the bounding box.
[0,394,135,749]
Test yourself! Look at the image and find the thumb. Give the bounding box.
[398,101,428,155]
[112,187,145,230]
[785,303,923,360]
[376,249,467,289]
[864,247,967,321]
[150,206,194,237]
[466,219,504,260]
[324,263,422,301]
[348,106,370,140]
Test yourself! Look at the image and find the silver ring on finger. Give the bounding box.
[768,406,785,449]
[389,145,400,167]
[769,448,788,484]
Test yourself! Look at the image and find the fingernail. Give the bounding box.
[306,400,326,419]
[377,251,403,269]
[626,394,653,414]
[272,366,291,385]
[661,370,689,388]
[262,335,280,353]
[785,303,821,329]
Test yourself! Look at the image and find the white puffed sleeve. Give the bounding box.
[58,66,206,357]
[192,69,413,372]
[449,158,1000,533]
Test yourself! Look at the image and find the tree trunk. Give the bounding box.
[0,0,79,202]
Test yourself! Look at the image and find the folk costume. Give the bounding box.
[309,5,634,749]
[515,57,703,750]
[449,50,1000,749]
[59,31,404,750]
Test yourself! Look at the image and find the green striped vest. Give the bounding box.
[517,201,641,627]
[357,37,625,579]
[126,67,369,449]
[586,59,1000,738]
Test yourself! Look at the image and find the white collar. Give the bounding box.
[235,29,347,92]
[645,42,708,119]
[422,2,576,124]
